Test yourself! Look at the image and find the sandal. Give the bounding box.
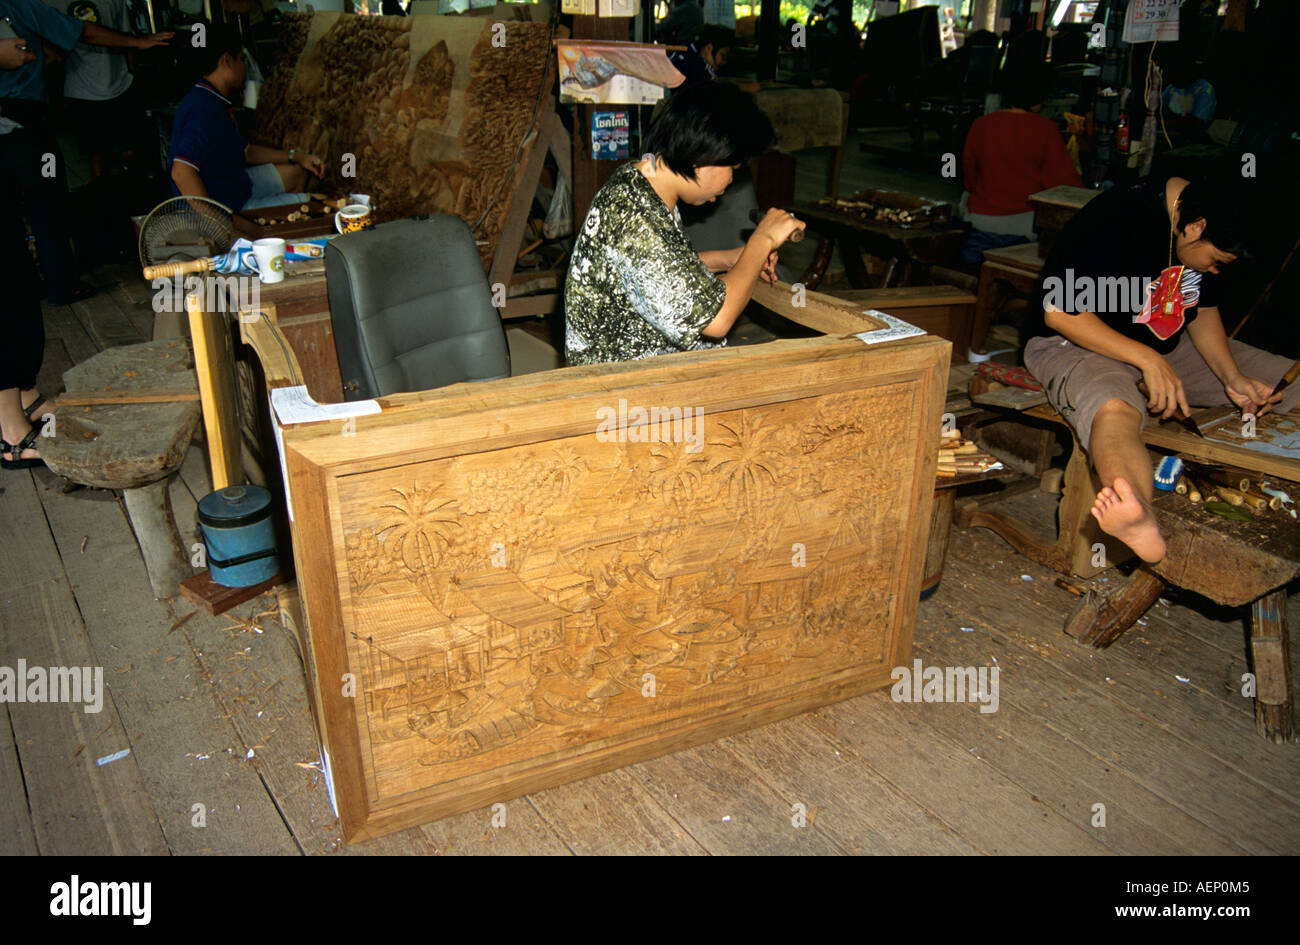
[23,392,55,422]
[1,426,45,470]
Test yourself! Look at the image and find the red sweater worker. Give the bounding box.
[960,62,1081,263]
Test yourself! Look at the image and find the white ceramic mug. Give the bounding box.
[252,237,286,283]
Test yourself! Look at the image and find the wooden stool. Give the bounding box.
[956,401,1297,743]
[969,241,1044,355]
[39,340,202,599]
[1067,491,1297,743]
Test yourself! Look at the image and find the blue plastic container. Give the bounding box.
[198,485,280,588]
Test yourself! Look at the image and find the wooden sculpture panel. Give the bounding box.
[280,333,949,840]
[254,13,552,268]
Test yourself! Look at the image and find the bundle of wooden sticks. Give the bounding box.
[1173,465,1295,515]
[937,429,1004,478]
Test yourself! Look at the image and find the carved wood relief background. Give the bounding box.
[332,383,918,801]
[254,14,552,267]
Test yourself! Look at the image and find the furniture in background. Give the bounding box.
[969,240,1044,355]
[793,200,966,291]
[1027,184,1097,258]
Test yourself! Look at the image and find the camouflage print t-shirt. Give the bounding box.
[564,163,728,365]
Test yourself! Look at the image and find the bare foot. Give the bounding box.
[1091,477,1166,564]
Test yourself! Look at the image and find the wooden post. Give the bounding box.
[1250,589,1295,743]
[569,16,631,233]
[186,288,243,491]
[122,475,193,600]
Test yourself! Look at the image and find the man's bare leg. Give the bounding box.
[274,163,307,194]
[1087,398,1166,564]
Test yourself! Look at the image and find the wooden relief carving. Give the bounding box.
[280,334,949,839]
[334,385,913,800]
[254,14,552,265]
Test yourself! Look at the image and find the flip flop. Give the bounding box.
[1,425,45,470]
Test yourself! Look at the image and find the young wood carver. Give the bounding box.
[1023,176,1300,564]
[564,82,805,366]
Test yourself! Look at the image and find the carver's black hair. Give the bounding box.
[999,61,1052,110]
[642,81,774,181]
[690,24,736,54]
[191,23,245,79]
[1175,177,1249,255]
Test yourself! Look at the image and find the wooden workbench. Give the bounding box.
[793,201,966,291]
[958,399,1300,743]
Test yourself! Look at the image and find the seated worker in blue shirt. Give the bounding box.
[168,25,325,212]
[668,25,761,93]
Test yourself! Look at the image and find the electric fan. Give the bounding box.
[137,195,237,275]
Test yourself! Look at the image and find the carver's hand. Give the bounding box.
[760,249,779,284]
[751,207,804,253]
[294,152,326,178]
[1140,353,1190,420]
[1225,373,1283,419]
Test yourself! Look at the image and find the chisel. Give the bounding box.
[1137,381,1203,438]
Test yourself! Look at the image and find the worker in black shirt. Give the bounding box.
[1022,176,1299,565]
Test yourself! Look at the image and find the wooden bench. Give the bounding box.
[956,400,1298,743]
[39,340,202,599]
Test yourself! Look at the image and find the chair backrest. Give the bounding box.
[325,215,510,400]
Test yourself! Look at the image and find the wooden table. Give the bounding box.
[1028,185,1097,259]
[793,201,966,291]
[970,240,1044,355]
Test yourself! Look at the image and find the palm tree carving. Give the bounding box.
[711,412,784,509]
[379,484,462,605]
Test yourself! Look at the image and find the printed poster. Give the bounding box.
[591,110,631,160]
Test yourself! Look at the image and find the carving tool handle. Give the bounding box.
[1268,357,1300,399]
[1136,381,1203,437]
[142,258,215,281]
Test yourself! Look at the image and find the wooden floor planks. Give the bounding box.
[5,255,1299,855]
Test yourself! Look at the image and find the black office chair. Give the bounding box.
[325,215,511,400]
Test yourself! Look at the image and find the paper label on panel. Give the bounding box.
[854,310,926,346]
[271,385,382,425]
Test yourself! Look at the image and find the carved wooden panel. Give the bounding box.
[254,13,552,268]
[279,334,949,840]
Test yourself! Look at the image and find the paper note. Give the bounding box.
[854,310,927,346]
[270,385,381,425]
